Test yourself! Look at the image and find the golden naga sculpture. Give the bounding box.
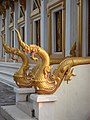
[1,30,90,94]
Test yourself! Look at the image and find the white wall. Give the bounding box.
[54,64,90,120]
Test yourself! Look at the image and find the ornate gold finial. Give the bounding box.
[70,41,76,57]
[1,30,90,94]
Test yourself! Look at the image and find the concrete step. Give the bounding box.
[0,77,16,88]
[0,62,35,88]
[0,105,36,120]
[16,101,33,117]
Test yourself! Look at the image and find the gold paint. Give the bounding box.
[30,19,33,44]
[77,0,82,56]
[47,10,52,54]
[34,0,41,12]
[30,9,40,18]
[70,41,76,57]
[1,30,90,94]
[10,54,18,62]
[17,17,25,25]
[62,0,65,57]
[1,35,30,87]
[50,57,64,65]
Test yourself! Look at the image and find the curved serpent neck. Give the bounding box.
[1,35,29,76]
[15,29,50,69]
[37,56,90,94]
[52,57,90,89]
[15,29,50,65]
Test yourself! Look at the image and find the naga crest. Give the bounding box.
[1,30,90,94]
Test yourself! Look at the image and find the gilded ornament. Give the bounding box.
[70,41,76,57]
[1,30,90,94]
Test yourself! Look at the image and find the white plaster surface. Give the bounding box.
[30,94,57,102]
[14,87,35,93]
[0,105,36,120]
[0,64,90,120]
[30,95,57,120]
[53,64,90,120]
[14,87,35,102]
[16,101,33,117]
[29,68,90,120]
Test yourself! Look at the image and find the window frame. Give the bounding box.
[20,24,25,42]
[33,17,41,45]
[51,7,63,55]
[10,29,14,48]
[47,0,66,59]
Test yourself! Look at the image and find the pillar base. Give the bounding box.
[30,94,58,120]
[14,87,35,102]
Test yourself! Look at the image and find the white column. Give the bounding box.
[14,1,18,48]
[5,9,10,62]
[82,0,88,57]
[65,0,74,56]
[0,15,2,58]
[30,94,57,120]
[66,0,78,57]
[41,0,48,50]
[25,0,31,45]
[14,87,35,103]
[73,0,78,45]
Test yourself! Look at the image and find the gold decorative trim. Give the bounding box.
[47,0,65,11]
[1,27,5,32]
[30,19,33,44]
[77,0,83,56]
[9,22,14,29]
[47,10,52,54]
[50,56,64,64]
[70,41,76,57]
[30,8,40,18]
[17,17,25,25]
[34,0,41,12]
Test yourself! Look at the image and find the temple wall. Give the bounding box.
[53,64,90,120]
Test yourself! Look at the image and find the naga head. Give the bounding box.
[15,29,40,61]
